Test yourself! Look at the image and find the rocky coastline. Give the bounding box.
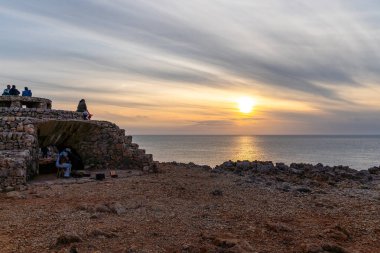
[1,159,379,252]
[213,160,380,189]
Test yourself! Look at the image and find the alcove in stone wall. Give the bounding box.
[0,96,155,191]
[36,120,127,170]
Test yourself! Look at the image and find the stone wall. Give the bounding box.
[0,150,33,190]
[0,117,39,186]
[0,108,83,120]
[37,120,129,170]
[0,96,52,109]
[0,100,155,191]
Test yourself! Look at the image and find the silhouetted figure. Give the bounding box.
[22,87,32,97]
[9,85,20,96]
[76,99,87,112]
[41,146,49,158]
[76,99,92,120]
[2,85,11,95]
[68,150,84,171]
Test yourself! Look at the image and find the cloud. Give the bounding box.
[1,0,380,133]
[190,120,234,126]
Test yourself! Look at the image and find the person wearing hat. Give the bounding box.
[56,150,72,178]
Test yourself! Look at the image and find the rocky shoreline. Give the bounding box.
[0,160,379,252]
[213,160,380,189]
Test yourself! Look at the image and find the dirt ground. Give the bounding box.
[0,163,379,253]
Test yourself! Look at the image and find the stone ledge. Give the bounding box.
[0,96,52,109]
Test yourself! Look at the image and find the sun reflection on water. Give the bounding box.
[229,136,264,161]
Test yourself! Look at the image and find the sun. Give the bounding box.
[237,97,256,114]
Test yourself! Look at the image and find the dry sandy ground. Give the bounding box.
[0,163,379,253]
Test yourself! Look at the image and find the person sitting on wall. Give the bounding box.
[2,85,11,95]
[9,85,20,96]
[76,98,93,120]
[56,149,72,178]
[22,87,32,97]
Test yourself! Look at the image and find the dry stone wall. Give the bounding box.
[0,96,155,191]
[0,96,51,109]
[0,108,83,120]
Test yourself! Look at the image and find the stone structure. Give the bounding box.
[0,96,52,109]
[0,96,155,191]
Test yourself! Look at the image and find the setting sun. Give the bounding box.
[237,97,256,114]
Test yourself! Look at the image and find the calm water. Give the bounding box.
[133,135,380,170]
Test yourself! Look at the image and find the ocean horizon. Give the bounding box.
[134,135,380,170]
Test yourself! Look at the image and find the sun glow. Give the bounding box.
[237,97,256,114]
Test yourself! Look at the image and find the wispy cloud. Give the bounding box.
[1,0,380,133]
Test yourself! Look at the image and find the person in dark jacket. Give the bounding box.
[22,87,32,97]
[76,99,87,112]
[76,99,92,120]
[9,85,20,96]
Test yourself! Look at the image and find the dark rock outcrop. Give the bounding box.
[214,160,377,188]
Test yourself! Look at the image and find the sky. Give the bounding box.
[1,0,380,135]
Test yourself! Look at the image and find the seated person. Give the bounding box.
[2,85,11,95]
[9,85,20,96]
[41,146,49,158]
[82,110,93,120]
[77,99,93,120]
[56,150,72,178]
[22,87,32,97]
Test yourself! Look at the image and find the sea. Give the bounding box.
[133,135,380,170]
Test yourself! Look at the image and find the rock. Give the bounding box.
[95,204,111,213]
[368,167,380,175]
[233,170,244,176]
[55,233,82,246]
[211,189,223,196]
[256,161,275,172]
[90,213,99,219]
[321,244,350,253]
[109,202,126,215]
[15,184,28,191]
[323,225,351,241]
[89,229,118,238]
[300,243,323,253]
[76,203,95,213]
[266,222,292,233]
[208,234,254,252]
[4,186,15,192]
[280,184,291,192]
[6,191,26,199]
[69,245,78,253]
[276,162,289,171]
[296,187,312,193]
[228,240,255,252]
[236,161,251,171]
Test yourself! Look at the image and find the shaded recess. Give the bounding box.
[36,120,127,171]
